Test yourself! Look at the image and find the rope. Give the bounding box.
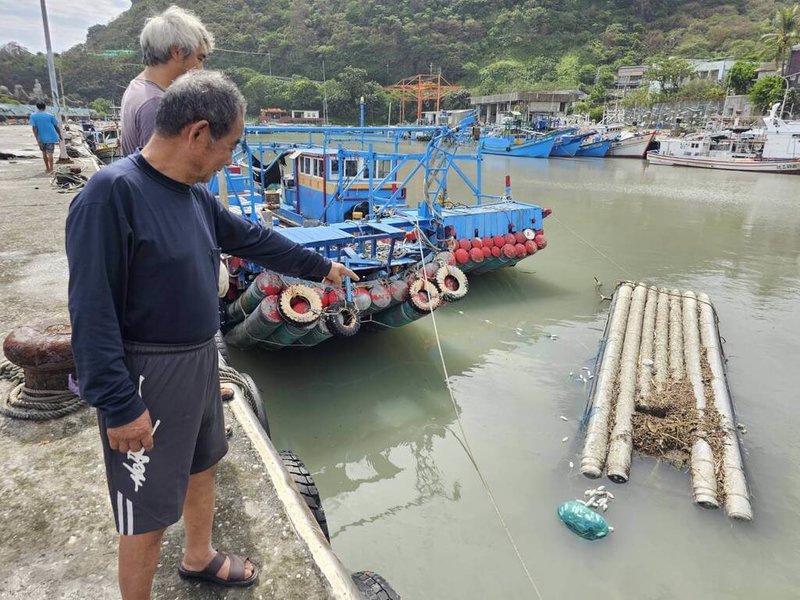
[0,359,84,421]
[413,227,545,600]
[219,364,259,414]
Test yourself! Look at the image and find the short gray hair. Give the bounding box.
[155,70,246,139]
[140,5,215,66]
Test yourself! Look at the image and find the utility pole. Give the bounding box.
[39,0,69,162]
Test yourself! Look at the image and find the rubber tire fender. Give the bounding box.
[325,302,362,337]
[408,279,442,314]
[214,330,230,363]
[351,571,401,600]
[278,284,322,325]
[434,265,469,302]
[278,450,330,541]
[240,372,270,438]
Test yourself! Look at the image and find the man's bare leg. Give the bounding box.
[40,150,48,173]
[118,528,165,600]
[181,464,254,580]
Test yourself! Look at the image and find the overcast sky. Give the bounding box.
[0,0,130,53]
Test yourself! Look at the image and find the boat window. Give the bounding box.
[313,158,322,177]
[330,158,339,176]
[363,160,370,179]
[376,160,392,179]
[344,159,358,177]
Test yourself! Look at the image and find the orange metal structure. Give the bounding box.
[385,74,462,123]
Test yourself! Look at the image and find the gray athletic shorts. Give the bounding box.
[98,337,228,536]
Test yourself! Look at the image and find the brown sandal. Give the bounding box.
[178,551,258,587]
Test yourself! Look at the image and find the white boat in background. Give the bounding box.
[646,104,800,174]
[607,130,657,158]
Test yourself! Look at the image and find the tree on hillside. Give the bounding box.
[89,98,112,115]
[726,61,758,94]
[749,74,792,112]
[647,57,694,94]
[760,4,800,76]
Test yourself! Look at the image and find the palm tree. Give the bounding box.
[761,4,800,76]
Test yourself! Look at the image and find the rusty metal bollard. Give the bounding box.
[3,320,75,390]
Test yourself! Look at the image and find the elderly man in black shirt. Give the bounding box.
[66,70,357,599]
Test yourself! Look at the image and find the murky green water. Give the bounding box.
[230,155,800,599]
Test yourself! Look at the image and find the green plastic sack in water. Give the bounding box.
[557,500,609,540]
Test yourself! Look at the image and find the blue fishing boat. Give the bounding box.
[210,118,552,350]
[550,131,594,157]
[575,137,612,157]
[479,123,557,158]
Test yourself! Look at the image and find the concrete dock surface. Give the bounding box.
[0,125,340,599]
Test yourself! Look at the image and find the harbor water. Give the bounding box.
[229,155,800,599]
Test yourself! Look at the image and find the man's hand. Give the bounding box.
[323,261,360,286]
[107,409,154,454]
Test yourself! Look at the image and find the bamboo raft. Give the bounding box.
[580,282,753,521]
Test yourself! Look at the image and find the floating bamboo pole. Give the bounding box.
[607,283,649,483]
[653,288,670,391]
[581,282,634,479]
[637,286,659,408]
[683,291,719,509]
[698,293,753,521]
[669,289,685,380]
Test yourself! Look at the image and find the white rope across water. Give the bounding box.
[414,229,545,600]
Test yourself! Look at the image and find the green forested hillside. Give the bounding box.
[0,0,793,120]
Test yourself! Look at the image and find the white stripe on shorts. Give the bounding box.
[116,491,124,534]
[126,498,134,535]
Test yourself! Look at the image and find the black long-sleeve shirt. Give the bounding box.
[66,153,331,427]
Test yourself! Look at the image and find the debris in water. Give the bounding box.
[557,500,609,540]
[561,436,569,443]
[642,357,654,367]
[549,333,559,340]
[569,461,574,468]
[560,415,569,421]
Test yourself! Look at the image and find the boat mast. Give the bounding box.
[39,0,69,161]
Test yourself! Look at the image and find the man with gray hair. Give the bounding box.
[120,5,214,156]
[67,70,358,599]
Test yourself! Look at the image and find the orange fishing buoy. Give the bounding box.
[326,287,346,306]
[504,233,516,246]
[471,237,483,249]
[455,248,470,264]
[482,236,495,248]
[469,247,484,263]
[524,240,538,255]
[502,243,517,258]
[514,231,526,244]
[458,239,472,251]
[256,270,283,297]
[514,243,527,257]
[481,246,492,258]
[491,246,501,258]
[493,235,505,247]
[534,232,547,249]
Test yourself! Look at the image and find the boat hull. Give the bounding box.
[647,152,800,173]
[575,139,612,157]
[550,135,584,157]
[607,132,656,158]
[482,136,556,158]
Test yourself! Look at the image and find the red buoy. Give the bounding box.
[458,239,472,251]
[261,295,283,323]
[455,248,470,264]
[469,247,484,263]
[405,230,418,242]
[501,243,517,258]
[326,287,346,306]
[534,232,547,249]
[370,284,392,310]
[491,246,501,258]
[481,246,492,258]
[514,231,526,244]
[471,237,483,249]
[256,270,283,297]
[353,287,372,312]
[514,243,527,257]
[482,236,495,248]
[312,285,329,308]
[389,280,408,302]
[524,240,538,255]
[504,233,516,246]
[493,235,505,248]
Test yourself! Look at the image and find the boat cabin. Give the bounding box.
[282,148,406,224]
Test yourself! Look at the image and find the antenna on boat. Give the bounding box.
[322,59,329,125]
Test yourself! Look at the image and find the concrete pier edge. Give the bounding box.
[227,381,361,599]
